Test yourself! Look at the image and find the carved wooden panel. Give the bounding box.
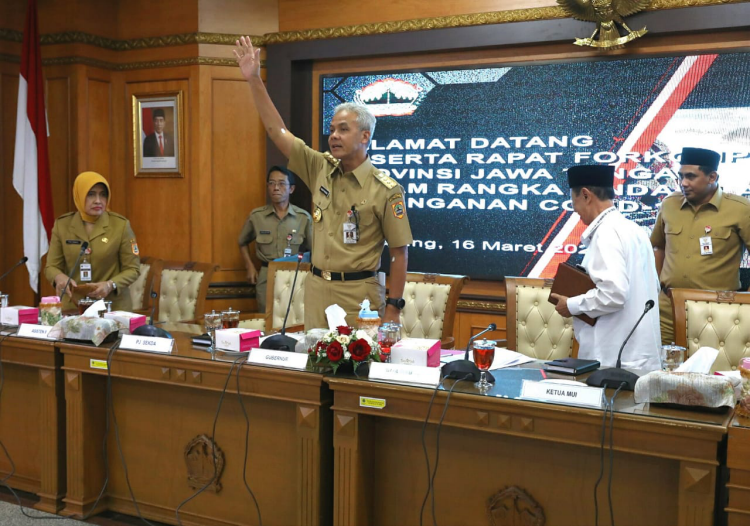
[487,486,545,526]
[184,435,225,493]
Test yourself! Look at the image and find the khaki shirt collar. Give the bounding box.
[73,211,109,241]
[89,211,110,241]
[263,204,296,217]
[347,156,375,187]
[680,186,723,211]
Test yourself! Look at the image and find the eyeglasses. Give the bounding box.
[267,181,289,189]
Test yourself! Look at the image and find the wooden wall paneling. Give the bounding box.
[197,0,279,35]
[209,71,267,282]
[46,74,73,221]
[124,75,193,263]
[456,311,508,349]
[192,65,213,267]
[116,0,199,40]
[85,75,113,177]
[278,0,556,33]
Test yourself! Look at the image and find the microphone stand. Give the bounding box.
[261,254,303,352]
[60,243,89,302]
[586,300,655,391]
[132,290,172,339]
[0,257,28,283]
[440,323,497,382]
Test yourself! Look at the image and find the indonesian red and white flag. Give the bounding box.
[12,0,54,293]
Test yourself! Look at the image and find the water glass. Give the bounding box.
[662,344,686,372]
[78,296,95,315]
[204,311,223,351]
[221,308,240,329]
[0,293,8,309]
[378,322,401,363]
[472,339,496,392]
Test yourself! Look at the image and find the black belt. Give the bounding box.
[312,266,376,282]
[260,262,269,268]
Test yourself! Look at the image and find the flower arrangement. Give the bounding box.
[308,326,381,373]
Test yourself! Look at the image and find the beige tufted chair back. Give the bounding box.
[400,273,467,349]
[672,288,750,372]
[128,257,162,312]
[239,316,267,331]
[154,261,216,323]
[267,261,311,331]
[505,277,575,360]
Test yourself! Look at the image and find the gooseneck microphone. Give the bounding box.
[261,254,304,352]
[441,323,498,382]
[60,242,88,300]
[586,300,655,391]
[133,288,173,339]
[0,257,29,283]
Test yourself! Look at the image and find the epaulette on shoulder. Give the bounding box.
[108,211,128,221]
[57,211,76,220]
[724,193,750,207]
[374,171,397,190]
[251,205,270,215]
[323,152,341,167]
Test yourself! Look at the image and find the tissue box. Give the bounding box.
[634,371,740,408]
[391,338,441,367]
[215,328,261,352]
[104,311,147,335]
[1,306,39,326]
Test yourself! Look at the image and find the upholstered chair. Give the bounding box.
[505,277,575,360]
[264,261,311,332]
[671,288,750,372]
[154,261,216,323]
[400,272,467,349]
[128,256,163,314]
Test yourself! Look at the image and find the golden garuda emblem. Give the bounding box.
[557,0,651,49]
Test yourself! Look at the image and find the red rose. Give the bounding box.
[337,326,353,336]
[326,341,344,362]
[310,340,327,356]
[349,338,371,362]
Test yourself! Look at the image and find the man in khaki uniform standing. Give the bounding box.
[238,166,312,312]
[651,147,750,344]
[234,36,413,328]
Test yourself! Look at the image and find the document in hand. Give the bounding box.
[549,262,597,326]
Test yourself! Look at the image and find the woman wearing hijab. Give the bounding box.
[44,171,141,311]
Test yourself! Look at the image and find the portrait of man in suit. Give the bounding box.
[142,108,175,157]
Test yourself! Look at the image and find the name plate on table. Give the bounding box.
[247,349,309,370]
[369,362,441,387]
[119,334,174,354]
[16,324,55,340]
[520,380,604,409]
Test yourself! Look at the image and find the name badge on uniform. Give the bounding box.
[344,208,359,244]
[699,236,713,256]
[284,231,295,257]
[80,262,92,282]
[66,239,82,245]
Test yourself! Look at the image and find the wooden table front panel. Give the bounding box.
[328,378,729,526]
[60,340,332,526]
[727,416,750,526]
[0,335,65,513]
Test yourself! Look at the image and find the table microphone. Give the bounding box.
[60,242,88,300]
[132,289,172,339]
[586,299,655,391]
[441,323,497,382]
[0,256,28,283]
[261,253,303,352]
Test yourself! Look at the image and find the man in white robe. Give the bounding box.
[551,164,662,372]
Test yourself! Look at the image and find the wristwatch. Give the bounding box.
[110,281,117,292]
[386,297,405,310]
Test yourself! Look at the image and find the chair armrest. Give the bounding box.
[440,337,455,350]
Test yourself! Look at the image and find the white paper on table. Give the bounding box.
[439,348,534,369]
[489,348,535,370]
[83,299,106,317]
[675,346,718,374]
[325,304,348,331]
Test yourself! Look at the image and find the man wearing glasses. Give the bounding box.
[238,166,313,312]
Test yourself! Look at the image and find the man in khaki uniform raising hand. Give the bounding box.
[234,36,413,328]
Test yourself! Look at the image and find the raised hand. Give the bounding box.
[233,35,261,81]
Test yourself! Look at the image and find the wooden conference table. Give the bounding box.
[0,325,744,526]
[326,366,734,526]
[57,323,333,526]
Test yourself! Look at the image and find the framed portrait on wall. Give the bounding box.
[132,92,184,177]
